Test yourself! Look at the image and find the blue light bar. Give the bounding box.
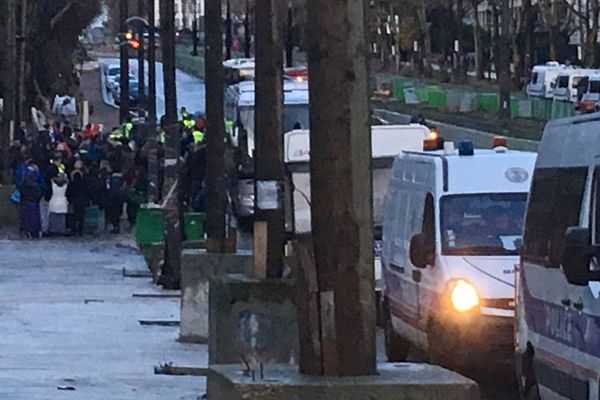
[458,140,474,156]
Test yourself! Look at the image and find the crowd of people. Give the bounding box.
[10,108,208,239]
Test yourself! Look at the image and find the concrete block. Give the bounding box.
[180,251,252,343]
[207,363,480,400]
[209,275,298,365]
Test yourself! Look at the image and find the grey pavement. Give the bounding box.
[0,238,206,399]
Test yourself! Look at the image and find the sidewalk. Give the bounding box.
[0,238,206,399]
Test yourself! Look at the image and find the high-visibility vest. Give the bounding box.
[159,131,166,144]
[225,119,234,134]
[123,122,133,138]
[109,129,123,141]
[192,130,204,144]
[183,118,195,129]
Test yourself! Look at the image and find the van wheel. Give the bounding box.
[383,304,410,362]
[518,344,541,400]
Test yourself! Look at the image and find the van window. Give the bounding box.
[572,76,584,88]
[522,167,588,266]
[557,75,569,89]
[590,81,600,93]
[531,72,539,85]
[441,193,527,256]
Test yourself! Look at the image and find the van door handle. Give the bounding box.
[560,298,571,307]
[573,301,584,311]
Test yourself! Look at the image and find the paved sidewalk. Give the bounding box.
[0,238,206,399]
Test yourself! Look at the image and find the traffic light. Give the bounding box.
[116,31,142,50]
[128,38,141,49]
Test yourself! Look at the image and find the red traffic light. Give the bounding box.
[128,39,141,49]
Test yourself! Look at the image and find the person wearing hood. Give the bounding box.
[47,173,69,235]
[19,166,43,238]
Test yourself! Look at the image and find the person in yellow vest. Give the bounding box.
[109,128,124,142]
[122,118,133,138]
[225,118,234,135]
[158,130,166,144]
[192,128,204,144]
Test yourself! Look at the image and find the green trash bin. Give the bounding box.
[135,207,165,245]
[184,212,206,241]
[392,78,405,102]
[428,88,447,108]
[83,205,104,235]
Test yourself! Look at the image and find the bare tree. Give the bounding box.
[563,0,600,67]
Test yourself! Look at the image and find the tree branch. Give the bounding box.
[50,1,75,30]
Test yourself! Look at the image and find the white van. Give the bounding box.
[230,81,310,221]
[527,62,566,99]
[579,74,600,113]
[516,114,600,400]
[382,140,536,372]
[553,68,600,103]
[284,125,433,295]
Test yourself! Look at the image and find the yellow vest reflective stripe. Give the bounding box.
[183,119,195,129]
[192,130,204,143]
[109,130,123,140]
[123,122,133,137]
[159,131,166,143]
[57,163,66,174]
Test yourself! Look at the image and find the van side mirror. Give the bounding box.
[410,233,434,269]
[562,227,600,286]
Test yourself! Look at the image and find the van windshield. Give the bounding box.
[238,103,310,142]
[531,72,539,85]
[590,81,600,93]
[441,193,527,256]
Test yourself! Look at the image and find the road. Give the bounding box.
[99,58,206,119]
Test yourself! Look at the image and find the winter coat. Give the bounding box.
[66,172,89,210]
[48,178,68,214]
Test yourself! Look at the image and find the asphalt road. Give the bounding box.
[98,58,206,119]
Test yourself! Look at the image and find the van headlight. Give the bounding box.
[450,280,480,313]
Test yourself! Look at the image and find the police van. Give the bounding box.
[516,114,600,400]
[381,139,536,372]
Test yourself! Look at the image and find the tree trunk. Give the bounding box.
[244,0,251,58]
[159,0,182,289]
[254,0,285,278]
[523,0,534,82]
[301,0,376,377]
[205,0,227,253]
[496,0,511,119]
[225,0,232,60]
[1,0,17,184]
[472,0,484,79]
[119,0,130,123]
[417,0,432,78]
[148,0,157,127]
[285,5,294,68]
[137,0,146,117]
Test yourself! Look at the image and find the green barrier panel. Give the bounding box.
[417,86,430,103]
[428,88,447,108]
[392,78,405,102]
[476,93,499,113]
[184,212,206,241]
[135,207,165,245]
[531,98,552,120]
[510,98,519,118]
[551,101,575,119]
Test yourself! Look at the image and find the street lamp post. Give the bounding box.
[137,0,146,118]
